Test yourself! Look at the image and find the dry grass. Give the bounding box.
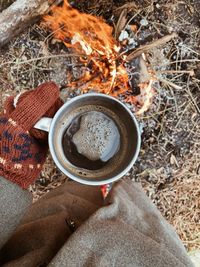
[140,151,200,251]
[0,0,199,251]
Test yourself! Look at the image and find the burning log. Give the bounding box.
[0,0,60,47]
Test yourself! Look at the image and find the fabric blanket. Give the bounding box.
[0,177,194,267]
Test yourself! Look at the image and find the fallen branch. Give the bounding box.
[0,0,61,47]
[127,32,178,61]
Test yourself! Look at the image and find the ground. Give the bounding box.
[0,0,199,251]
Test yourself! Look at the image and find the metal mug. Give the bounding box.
[34,93,141,185]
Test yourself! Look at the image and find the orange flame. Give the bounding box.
[43,0,154,114]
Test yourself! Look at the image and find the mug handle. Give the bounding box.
[34,117,52,132]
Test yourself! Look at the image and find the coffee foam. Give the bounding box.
[54,104,129,179]
[72,111,120,161]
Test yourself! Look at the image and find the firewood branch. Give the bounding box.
[127,33,178,61]
[0,0,61,47]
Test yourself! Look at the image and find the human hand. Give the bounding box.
[0,82,63,189]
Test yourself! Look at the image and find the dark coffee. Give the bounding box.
[62,111,120,170]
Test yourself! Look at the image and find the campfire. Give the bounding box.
[43,0,154,115]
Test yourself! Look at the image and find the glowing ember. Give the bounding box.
[43,0,154,114]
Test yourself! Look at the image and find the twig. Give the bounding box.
[114,9,128,40]
[157,77,183,90]
[140,106,175,120]
[0,53,87,68]
[175,103,190,128]
[185,77,200,114]
[180,44,200,56]
[158,70,195,75]
[160,59,200,66]
[125,9,142,29]
[46,0,63,13]
[157,101,168,141]
[127,33,178,61]
[115,3,137,11]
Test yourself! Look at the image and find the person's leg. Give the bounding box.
[0,181,103,267]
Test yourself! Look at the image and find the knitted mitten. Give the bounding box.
[0,82,63,189]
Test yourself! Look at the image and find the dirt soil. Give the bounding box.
[0,0,199,251]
